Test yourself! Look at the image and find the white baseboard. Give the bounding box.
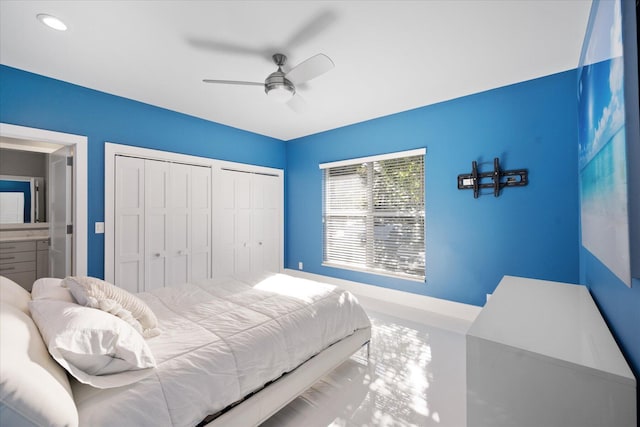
[283,269,481,330]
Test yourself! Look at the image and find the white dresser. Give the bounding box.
[467,275,636,427]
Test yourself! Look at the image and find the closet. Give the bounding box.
[114,156,211,293]
[213,168,281,281]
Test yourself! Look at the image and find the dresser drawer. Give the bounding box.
[0,250,36,264]
[0,241,37,254]
[0,260,36,275]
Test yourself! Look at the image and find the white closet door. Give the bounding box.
[233,171,253,280]
[251,173,281,275]
[214,169,282,280]
[114,156,145,293]
[214,169,236,278]
[214,169,253,280]
[169,163,191,285]
[144,159,169,290]
[190,165,212,281]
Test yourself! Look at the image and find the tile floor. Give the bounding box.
[262,297,472,427]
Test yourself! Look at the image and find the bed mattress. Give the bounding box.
[71,274,371,427]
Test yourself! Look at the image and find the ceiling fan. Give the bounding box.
[203,53,334,112]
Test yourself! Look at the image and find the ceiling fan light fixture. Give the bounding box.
[36,13,67,31]
[266,84,295,102]
[265,70,295,102]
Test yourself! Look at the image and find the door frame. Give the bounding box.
[0,123,88,276]
[104,142,284,283]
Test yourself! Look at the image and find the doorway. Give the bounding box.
[0,123,87,276]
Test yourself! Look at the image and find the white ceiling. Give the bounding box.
[0,1,592,141]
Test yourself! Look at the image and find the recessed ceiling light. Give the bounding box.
[36,13,67,31]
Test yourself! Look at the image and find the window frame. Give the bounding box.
[320,148,426,282]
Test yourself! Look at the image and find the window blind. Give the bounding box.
[321,150,425,281]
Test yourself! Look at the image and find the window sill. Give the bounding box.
[322,262,426,283]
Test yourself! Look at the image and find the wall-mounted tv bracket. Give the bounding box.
[457,157,528,198]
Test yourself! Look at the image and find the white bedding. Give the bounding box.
[72,274,371,427]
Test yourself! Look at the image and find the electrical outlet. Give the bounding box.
[298,262,303,270]
[486,293,492,304]
[95,222,105,234]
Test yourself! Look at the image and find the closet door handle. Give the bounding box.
[258,242,263,246]
[153,253,161,258]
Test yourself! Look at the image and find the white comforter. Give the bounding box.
[72,274,371,427]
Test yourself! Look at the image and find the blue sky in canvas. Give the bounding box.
[578,57,625,170]
[578,0,625,170]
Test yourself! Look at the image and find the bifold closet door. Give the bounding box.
[251,173,280,275]
[168,163,190,286]
[115,156,145,294]
[116,156,212,291]
[144,160,169,290]
[216,169,252,279]
[214,169,281,280]
[190,165,212,281]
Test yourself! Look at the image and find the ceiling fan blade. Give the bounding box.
[285,54,334,85]
[286,93,308,113]
[188,38,267,57]
[202,79,263,87]
[284,10,338,51]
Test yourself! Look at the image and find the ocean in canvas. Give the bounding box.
[580,126,631,283]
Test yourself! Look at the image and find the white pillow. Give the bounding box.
[62,276,161,338]
[31,277,74,302]
[0,275,31,314]
[29,299,157,389]
[0,302,78,427]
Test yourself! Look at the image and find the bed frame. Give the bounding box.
[204,328,371,426]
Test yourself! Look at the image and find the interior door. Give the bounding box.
[190,165,212,281]
[49,145,73,278]
[144,159,169,290]
[251,173,281,275]
[168,163,191,285]
[214,169,252,280]
[214,169,236,278]
[114,156,145,293]
[213,169,281,280]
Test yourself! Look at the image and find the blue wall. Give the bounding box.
[286,70,580,306]
[0,65,286,278]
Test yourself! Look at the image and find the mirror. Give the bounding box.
[0,138,63,225]
[0,175,45,223]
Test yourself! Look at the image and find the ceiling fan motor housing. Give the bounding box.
[265,70,295,100]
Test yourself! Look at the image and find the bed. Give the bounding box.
[0,273,371,427]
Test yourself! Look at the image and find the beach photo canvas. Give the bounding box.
[578,0,631,286]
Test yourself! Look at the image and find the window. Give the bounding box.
[320,149,425,281]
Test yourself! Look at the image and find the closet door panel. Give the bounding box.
[234,173,253,279]
[115,156,145,293]
[213,170,236,278]
[144,160,170,290]
[191,166,211,281]
[251,174,281,275]
[169,163,191,285]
